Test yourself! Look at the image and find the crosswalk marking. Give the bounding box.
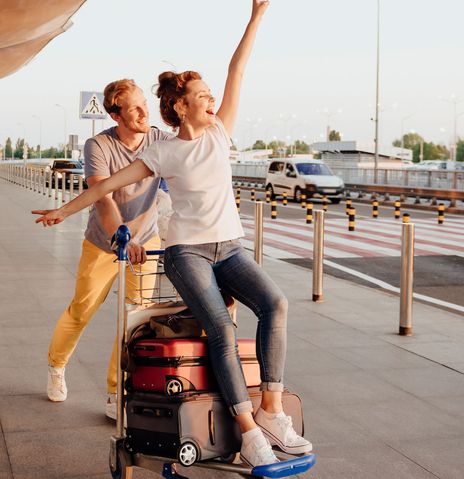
[240,214,464,260]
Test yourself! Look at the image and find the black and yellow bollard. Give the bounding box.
[271,200,277,220]
[348,207,356,231]
[394,200,401,220]
[306,202,313,224]
[345,198,352,215]
[438,203,445,224]
[301,193,307,209]
[282,192,288,206]
[402,213,410,223]
[372,200,379,218]
[236,187,241,199]
[251,188,255,201]
[236,196,240,214]
[265,190,271,203]
[322,196,328,212]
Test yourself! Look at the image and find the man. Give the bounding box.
[47,79,171,418]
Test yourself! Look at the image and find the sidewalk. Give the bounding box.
[0,180,463,479]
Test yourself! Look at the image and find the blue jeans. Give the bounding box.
[164,240,288,416]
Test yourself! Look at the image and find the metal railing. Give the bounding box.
[0,162,84,202]
[331,166,464,190]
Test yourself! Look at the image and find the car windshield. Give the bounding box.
[53,161,81,169]
[296,163,332,176]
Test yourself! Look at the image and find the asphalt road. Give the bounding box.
[237,191,464,313]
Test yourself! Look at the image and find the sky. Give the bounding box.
[1,0,464,152]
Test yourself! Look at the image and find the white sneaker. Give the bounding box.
[254,408,312,455]
[240,428,279,467]
[47,366,67,402]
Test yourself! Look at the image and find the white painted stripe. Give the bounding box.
[242,218,399,256]
[323,259,464,314]
[241,223,359,258]
[250,214,464,251]
[240,238,301,259]
[322,223,464,257]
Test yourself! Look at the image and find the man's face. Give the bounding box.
[116,88,150,134]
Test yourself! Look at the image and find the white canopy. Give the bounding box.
[0,0,86,78]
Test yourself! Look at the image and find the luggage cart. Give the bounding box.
[109,225,316,479]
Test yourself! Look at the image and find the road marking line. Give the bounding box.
[323,259,464,314]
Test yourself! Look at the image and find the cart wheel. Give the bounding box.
[109,447,132,479]
[177,441,198,467]
[166,378,183,396]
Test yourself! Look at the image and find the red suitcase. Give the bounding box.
[129,338,260,395]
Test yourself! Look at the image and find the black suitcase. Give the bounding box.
[125,387,304,467]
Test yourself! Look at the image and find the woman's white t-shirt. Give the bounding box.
[138,118,244,248]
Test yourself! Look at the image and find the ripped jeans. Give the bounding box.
[164,240,288,416]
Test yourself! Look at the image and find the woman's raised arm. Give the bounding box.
[32,159,152,227]
[216,0,269,136]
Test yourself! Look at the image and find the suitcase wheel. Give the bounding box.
[166,378,183,396]
[177,441,199,467]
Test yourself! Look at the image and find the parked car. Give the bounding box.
[265,158,344,203]
[45,160,85,186]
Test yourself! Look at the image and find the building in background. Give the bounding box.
[311,141,413,169]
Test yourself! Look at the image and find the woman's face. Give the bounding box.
[182,79,216,129]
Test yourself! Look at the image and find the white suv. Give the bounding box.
[265,158,344,203]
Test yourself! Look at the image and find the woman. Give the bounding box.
[33,0,312,467]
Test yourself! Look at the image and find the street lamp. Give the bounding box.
[439,94,464,161]
[32,114,42,160]
[55,103,68,159]
[373,0,381,183]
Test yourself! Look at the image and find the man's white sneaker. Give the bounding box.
[47,366,67,402]
[240,427,279,467]
[254,408,312,455]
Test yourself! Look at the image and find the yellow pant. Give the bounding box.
[48,237,160,393]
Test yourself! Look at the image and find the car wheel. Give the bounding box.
[330,198,341,204]
[265,184,275,200]
[178,441,198,467]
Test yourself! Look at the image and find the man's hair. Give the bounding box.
[103,79,138,115]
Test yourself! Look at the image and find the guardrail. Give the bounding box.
[0,163,84,201]
[331,166,464,191]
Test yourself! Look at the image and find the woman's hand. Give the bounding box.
[31,209,66,227]
[251,0,269,20]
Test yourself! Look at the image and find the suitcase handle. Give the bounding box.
[133,406,173,418]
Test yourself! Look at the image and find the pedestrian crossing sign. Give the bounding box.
[79,91,107,119]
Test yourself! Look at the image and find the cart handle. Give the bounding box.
[146,249,165,256]
[112,225,166,260]
[112,225,131,261]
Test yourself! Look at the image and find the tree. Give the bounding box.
[4,137,12,158]
[251,139,267,150]
[328,130,341,141]
[392,132,424,150]
[392,133,449,162]
[14,138,25,158]
[456,138,464,162]
[268,140,287,157]
[294,140,310,154]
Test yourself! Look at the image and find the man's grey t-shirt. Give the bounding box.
[84,126,171,253]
